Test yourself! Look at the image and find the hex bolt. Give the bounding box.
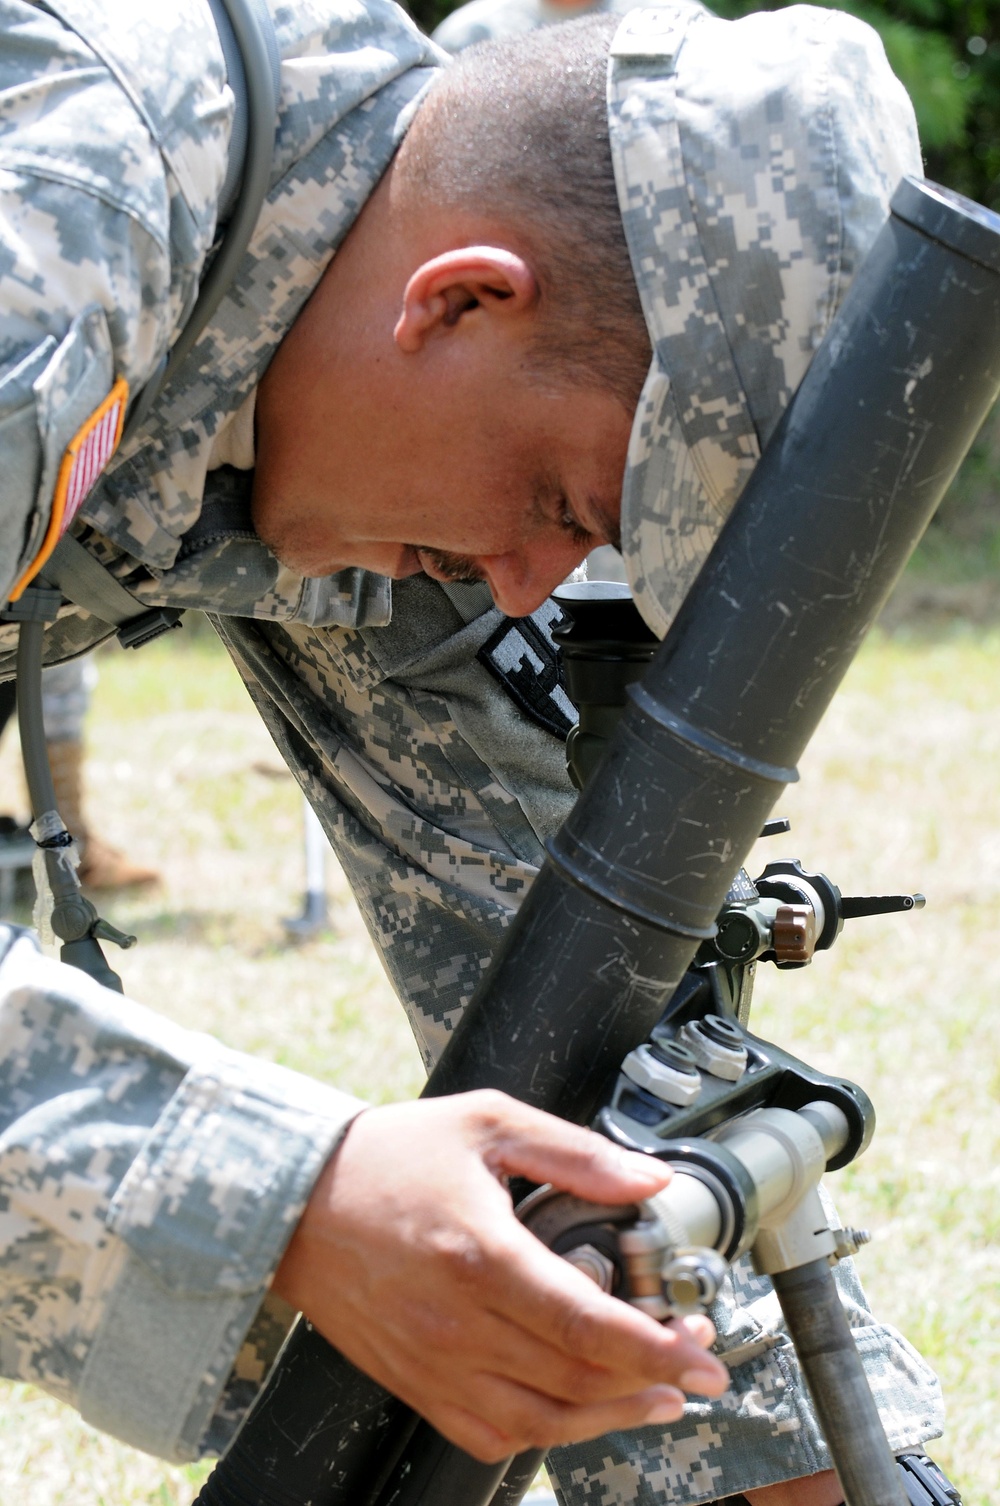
[678,1017,748,1081]
[562,1243,617,1293]
[622,1043,703,1105]
[832,1227,872,1262]
[648,1038,700,1074]
[661,1250,728,1313]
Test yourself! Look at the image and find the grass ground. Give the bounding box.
[0,610,997,1505]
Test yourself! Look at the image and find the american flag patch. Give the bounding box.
[57,376,129,532]
[8,376,129,601]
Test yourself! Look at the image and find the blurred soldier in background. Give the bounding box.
[0,657,158,891]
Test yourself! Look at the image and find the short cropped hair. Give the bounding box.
[399,16,651,412]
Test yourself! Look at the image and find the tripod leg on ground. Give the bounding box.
[283,795,328,937]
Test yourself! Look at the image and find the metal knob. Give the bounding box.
[772,902,817,964]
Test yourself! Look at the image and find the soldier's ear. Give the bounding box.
[394,247,538,353]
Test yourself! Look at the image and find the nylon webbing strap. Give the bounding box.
[42,536,148,627]
[41,536,183,649]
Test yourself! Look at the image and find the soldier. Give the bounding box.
[0,658,160,889]
[432,0,638,54]
[0,2,945,1503]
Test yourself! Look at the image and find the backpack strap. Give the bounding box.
[122,0,281,441]
[41,535,184,650]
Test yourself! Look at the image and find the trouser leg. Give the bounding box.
[0,678,15,741]
[45,735,159,889]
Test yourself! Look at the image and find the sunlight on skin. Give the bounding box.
[746,1468,844,1505]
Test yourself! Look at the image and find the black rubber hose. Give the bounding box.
[163,0,279,384]
[15,622,123,990]
[196,177,1000,1506]
[772,1260,908,1506]
[16,621,58,818]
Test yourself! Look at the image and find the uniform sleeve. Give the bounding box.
[0,0,230,602]
[0,925,363,1462]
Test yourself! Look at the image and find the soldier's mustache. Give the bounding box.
[415,548,485,586]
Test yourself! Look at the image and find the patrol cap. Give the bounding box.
[608,3,922,638]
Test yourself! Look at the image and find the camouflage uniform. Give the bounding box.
[0,0,943,1497]
[432,0,641,53]
[37,659,93,742]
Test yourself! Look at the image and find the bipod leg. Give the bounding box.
[772,1259,907,1506]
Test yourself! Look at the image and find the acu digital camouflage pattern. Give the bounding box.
[608,3,924,639]
[0,0,232,596]
[0,0,943,1493]
[432,0,659,54]
[0,923,357,1458]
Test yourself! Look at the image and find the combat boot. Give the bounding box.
[45,738,160,890]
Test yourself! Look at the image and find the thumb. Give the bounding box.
[482,1099,672,1204]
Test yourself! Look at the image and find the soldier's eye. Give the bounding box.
[558,498,592,547]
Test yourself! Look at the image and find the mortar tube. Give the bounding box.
[372,1423,513,1506]
[195,178,1000,1506]
[434,181,1000,1120]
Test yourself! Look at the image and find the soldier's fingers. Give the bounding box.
[382,1296,666,1409]
[427,1374,690,1464]
[469,1091,673,1203]
[479,1222,727,1395]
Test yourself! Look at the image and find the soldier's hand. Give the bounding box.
[272,1089,728,1462]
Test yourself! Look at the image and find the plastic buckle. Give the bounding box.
[117,607,184,650]
[898,1452,962,1505]
[0,585,64,624]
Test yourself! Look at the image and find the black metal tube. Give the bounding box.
[372,1421,513,1506]
[197,179,1000,1506]
[489,1451,549,1506]
[194,1320,414,1506]
[772,1261,908,1506]
[429,177,1000,1114]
